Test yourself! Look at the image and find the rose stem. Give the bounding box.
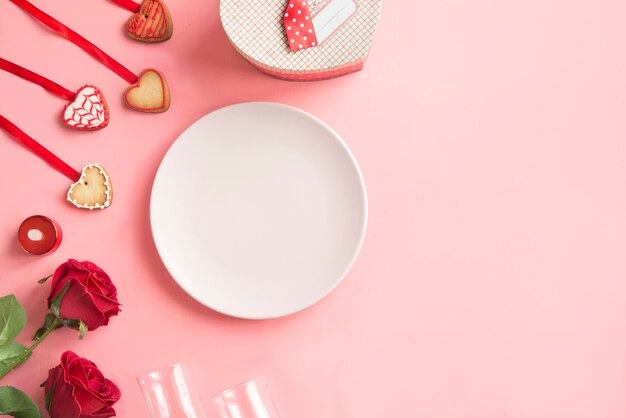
[0,317,62,380]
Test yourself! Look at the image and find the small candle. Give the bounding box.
[17,215,62,255]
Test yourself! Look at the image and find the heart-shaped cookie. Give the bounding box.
[127,0,173,42]
[221,0,382,80]
[124,69,170,113]
[67,164,113,210]
[63,85,110,131]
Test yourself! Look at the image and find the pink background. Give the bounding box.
[1,0,626,417]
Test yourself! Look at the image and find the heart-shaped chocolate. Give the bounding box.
[127,0,173,43]
[124,69,170,113]
[67,164,113,210]
[221,0,382,80]
[63,85,110,131]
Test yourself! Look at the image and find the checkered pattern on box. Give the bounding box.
[220,0,381,79]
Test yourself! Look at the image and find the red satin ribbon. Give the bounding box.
[109,0,141,13]
[9,0,138,85]
[0,115,81,182]
[0,58,75,101]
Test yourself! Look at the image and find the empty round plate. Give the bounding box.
[150,102,367,319]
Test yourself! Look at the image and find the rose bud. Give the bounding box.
[44,351,121,418]
[47,259,120,330]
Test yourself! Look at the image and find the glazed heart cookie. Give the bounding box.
[63,85,110,131]
[127,0,173,42]
[67,164,113,210]
[124,69,170,113]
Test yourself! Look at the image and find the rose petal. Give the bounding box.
[43,364,63,403]
[79,405,117,417]
[48,262,71,305]
[47,260,120,331]
[87,272,117,299]
[58,281,106,330]
[87,278,108,295]
[91,293,121,317]
[49,382,81,418]
[48,351,120,418]
[72,384,109,416]
[46,357,81,418]
[82,262,111,285]
[100,379,122,404]
[67,357,90,386]
[61,351,80,369]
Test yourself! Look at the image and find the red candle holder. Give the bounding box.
[17,215,62,255]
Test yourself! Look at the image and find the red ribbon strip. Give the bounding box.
[0,115,81,182]
[0,58,75,101]
[108,0,141,13]
[9,0,139,85]
[284,0,318,51]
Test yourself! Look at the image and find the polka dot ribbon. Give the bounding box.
[284,0,318,51]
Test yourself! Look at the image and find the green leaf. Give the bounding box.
[78,321,88,340]
[0,386,42,418]
[37,275,52,285]
[58,319,88,339]
[43,381,54,411]
[0,295,27,346]
[0,343,31,378]
[61,319,79,328]
[49,282,71,318]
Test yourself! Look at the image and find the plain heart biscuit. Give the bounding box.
[67,164,113,210]
[127,0,173,43]
[124,69,170,113]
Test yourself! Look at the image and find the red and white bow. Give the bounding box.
[283,0,357,51]
[284,0,317,50]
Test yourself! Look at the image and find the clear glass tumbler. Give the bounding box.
[211,378,280,418]
[137,363,207,418]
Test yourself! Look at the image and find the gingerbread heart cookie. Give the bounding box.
[63,85,110,131]
[127,0,173,43]
[67,164,113,210]
[124,69,170,113]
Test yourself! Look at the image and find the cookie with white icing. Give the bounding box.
[67,164,113,210]
[63,85,110,131]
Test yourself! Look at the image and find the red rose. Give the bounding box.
[44,351,121,418]
[48,259,120,330]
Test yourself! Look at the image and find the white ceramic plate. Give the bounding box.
[150,103,367,319]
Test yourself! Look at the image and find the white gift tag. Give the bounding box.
[311,0,357,44]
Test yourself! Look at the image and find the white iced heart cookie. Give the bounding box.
[63,85,110,131]
[67,164,113,210]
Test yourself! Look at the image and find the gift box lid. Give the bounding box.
[221,0,382,80]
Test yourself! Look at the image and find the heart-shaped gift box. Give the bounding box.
[220,0,382,81]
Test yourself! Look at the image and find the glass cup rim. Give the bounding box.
[136,361,194,382]
[212,376,267,399]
